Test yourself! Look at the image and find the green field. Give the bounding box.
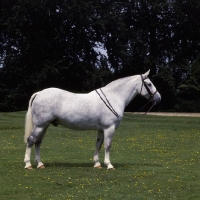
[0,112,200,199]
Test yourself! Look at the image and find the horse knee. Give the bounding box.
[105,143,112,151]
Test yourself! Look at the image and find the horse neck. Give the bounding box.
[105,75,141,107]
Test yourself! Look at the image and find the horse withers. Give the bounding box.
[24,70,161,169]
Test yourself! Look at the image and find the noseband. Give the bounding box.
[140,75,158,102]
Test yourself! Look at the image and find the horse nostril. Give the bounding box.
[157,98,161,104]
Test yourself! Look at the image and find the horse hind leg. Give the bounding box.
[35,141,45,169]
[24,146,32,169]
[93,131,104,168]
[24,126,47,169]
[35,127,47,169]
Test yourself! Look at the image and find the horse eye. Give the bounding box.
[148,83,152,87]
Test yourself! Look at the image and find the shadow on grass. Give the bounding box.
[45,162,92,168]
[44,162,163,168]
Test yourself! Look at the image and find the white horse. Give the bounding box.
[24,70,161,169]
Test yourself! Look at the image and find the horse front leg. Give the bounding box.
[104,126,115,169]
[93,131,104,168]
[24,131,36,169]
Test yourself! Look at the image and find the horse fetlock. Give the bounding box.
[106,163,114,169]
[94,161,101,168]
[93,154,99,162]
[35,158,41,163]
[24,157,29,163]
[24,161,32,169]
[104,160,110,166]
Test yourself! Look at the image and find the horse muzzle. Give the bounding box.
[151,91,161,105]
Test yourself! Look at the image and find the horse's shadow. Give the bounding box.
[43,162,163,169]
[45,162,92,168]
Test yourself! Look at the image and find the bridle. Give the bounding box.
[139,75,158,113]
[140,75,158,103]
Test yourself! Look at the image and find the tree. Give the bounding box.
[1,0,200,111]
[0,0,112,111]
[175,54,200,112]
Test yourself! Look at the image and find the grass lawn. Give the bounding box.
[0,111,200,199]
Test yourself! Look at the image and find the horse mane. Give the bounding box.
[105,75,136,90]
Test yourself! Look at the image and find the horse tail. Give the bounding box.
[24,93,37,143]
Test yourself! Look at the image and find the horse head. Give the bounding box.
[139,70,161,105]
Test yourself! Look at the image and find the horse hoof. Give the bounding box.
[94,165,102,169]
[38,165,45,169]
[26,166,33,170]
[108,167,115,170]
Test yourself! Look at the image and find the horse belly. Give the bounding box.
[50,101,98,130]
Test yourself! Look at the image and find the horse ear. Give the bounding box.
[143,69,150,78]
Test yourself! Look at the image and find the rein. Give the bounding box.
[96,75,158,119]
[95,88,122,119]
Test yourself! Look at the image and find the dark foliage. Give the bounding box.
[0,0,200,112]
